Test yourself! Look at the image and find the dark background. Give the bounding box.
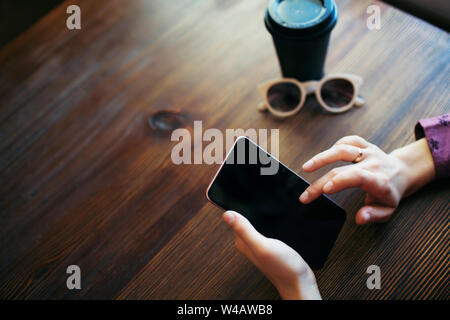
[0,0,63,48]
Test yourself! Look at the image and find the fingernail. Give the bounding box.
[223,211,235,226]
[361,210,371,223]
[303,160,314,171]
[299,190,309,203]
[323,181,333,193]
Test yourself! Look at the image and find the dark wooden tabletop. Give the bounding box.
[0,0,448,300]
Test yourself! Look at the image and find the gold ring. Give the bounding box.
[353,148,364,163]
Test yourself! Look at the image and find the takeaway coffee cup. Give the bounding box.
[265,0,338,81]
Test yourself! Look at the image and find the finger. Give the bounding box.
[334,135,369,148]
[235,235,262,269]
[355,205,395,225]
[222,211,267,254]
[321,168,386,195]
[302,144,363,172]
[299,165,352,204]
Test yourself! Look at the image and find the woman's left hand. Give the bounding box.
[222,210,321,300]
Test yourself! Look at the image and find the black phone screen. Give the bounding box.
[206,136,346,270]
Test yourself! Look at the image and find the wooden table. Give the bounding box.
[0,0,448,300]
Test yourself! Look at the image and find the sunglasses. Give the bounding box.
[258,73,365,117]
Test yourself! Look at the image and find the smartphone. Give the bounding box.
[206,136,346,270]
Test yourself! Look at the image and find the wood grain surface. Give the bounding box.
[0,0,448,299]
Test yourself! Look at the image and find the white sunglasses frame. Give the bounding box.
[258,73,365,117]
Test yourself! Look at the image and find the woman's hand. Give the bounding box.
[300,135,435,225]
[222,210,321,300]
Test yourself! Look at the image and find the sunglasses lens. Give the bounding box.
[320,79,354,108]
[267,82,301,112]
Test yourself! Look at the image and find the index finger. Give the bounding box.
[302,144,362,172]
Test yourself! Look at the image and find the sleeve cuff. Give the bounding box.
[415,114,450,179]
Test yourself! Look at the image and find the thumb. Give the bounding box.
[355,205,395,225]
[222,211,267,252]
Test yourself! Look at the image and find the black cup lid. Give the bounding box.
[266,0,337,38]
[269,0,331,28]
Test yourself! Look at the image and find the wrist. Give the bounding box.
[390,138,435,197]
[278,269,321,300]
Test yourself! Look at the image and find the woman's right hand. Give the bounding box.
[300,136,435,225]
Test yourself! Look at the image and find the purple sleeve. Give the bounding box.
[415,113,450,179]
